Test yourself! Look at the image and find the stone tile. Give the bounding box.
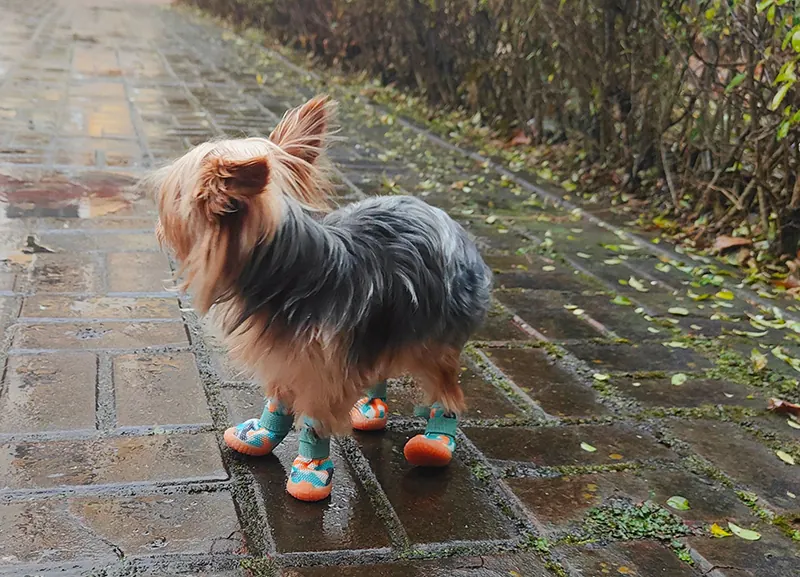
[493,270,598,292]
[284,554,550,576]
[37,232,159,253]
[472,307,532,341]
[21,296,180,319]
[242,433,390,553]
[668,420,800,512]
[69,492,242,556]
[113,353,212,427]
[466,424,675,466]
[0,353,97,434]
[614,376,763,408]
[0,500,117,565]
[686,528,800,577]
[556,541,700,576]
[566,342,711,373]
[493,292,602,340]
[356,430,511,544]
[221,385,263,425]
[107,252,174,293]
[484,348,608,417]
[508,469,752,533]
[386,366,522,420]
[26,253,103,293]
[14,321,189,350]
[0,433,227,490]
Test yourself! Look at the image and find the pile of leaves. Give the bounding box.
[578,499,692,543]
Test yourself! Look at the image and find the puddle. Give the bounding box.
[0,170,141,219]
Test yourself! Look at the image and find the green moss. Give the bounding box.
[773,515,800,542]
[239,557,279,576]
[577,499,691,542]
[672,541,695,565]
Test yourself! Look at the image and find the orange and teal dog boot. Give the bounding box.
[404,404,457,467]
[350,381,389,431]
[286,418,334,502]
[224,398,293,457]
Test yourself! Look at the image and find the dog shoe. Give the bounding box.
[404,407,457,467]
[286,456,334,501]
[350,397,389,431]
[223,398,293,457]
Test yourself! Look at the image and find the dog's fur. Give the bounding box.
[147,96,492,435]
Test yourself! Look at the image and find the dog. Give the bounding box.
[147,96,492,501]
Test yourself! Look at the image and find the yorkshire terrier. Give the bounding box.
[148,96,492,501]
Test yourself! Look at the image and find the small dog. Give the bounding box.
[148,96,492,501]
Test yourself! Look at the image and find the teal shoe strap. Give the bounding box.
[367,381,388,401]
[413,405,431,418]
[259,400,294,434]
[298,417,331,460]
[425,415,459,437]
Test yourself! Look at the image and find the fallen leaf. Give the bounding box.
[788,419,800,430]
[664,341,689,348]
[542,265,556,271]
[768,398,800,417]
[666,496,690,511]
[776,450,796,465]
[671,373,688,386]
[669,307,689,316]
[485,215,498,224]
[577,252,591,259]
[713,235,752,252]
[710,523,732,538]
[629,277,649,292]
[751,349,768,372]
[507,129,531,147]
[609,453,624,460]
[728,522,761,541]
[715,290,735,300]
[612,295,632,306]
[581,442,597,452]
[617,567,633,575]
[605,258,622,265]
[593,373,610,381]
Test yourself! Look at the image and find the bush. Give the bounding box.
[186,0,800,256]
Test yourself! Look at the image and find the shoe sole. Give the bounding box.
[223,427,274,457]
[403,435,452,467]
[286,480,333,502]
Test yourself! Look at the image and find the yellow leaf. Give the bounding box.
[609,453,624,460]
[776,450,796,465]
[710,523,732,538]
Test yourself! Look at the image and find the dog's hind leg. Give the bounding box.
[403,346,465,467]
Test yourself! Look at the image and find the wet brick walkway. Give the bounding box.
[0,1,798,576]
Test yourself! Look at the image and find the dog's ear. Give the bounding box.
[269,95,336,164]
[197,156,269,219]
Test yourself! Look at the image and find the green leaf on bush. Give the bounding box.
[725,73,746,93]
[769,83,792,112]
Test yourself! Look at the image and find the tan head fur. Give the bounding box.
[146,95,337,313]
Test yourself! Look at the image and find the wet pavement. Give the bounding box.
[0,0,798,575]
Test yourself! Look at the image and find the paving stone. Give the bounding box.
[556,541,700,576]
[686,527,800,577]
[667,420,800,512]
[0,433,227,490]
[507,468,753,533]
[465,424,675,466]
[26,253,103,293]
[69,492,242,556]
[613,376,764,408]
[493,270,598,292]
[221,385,264,425]
[386,366,522,419]
[113,353,212,426]
[242,432,390,553]
[14,321,189,350]
[0,353,97,434]
[107,252,174,293]
[491,292,601,340]
[472,307,533,341]
[356,430,511,544]
[283,554,550,576]
[21,295,180,319]
[0,500,117,565]
[566,342,711,373]
[37,232,159,253]
[484,348,608,417]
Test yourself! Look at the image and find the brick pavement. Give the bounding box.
[0,0,798,576]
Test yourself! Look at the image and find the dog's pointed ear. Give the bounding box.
[198,156,269,219]
[269,95,335,164]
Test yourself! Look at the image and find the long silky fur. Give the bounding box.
[146,95,492,435]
